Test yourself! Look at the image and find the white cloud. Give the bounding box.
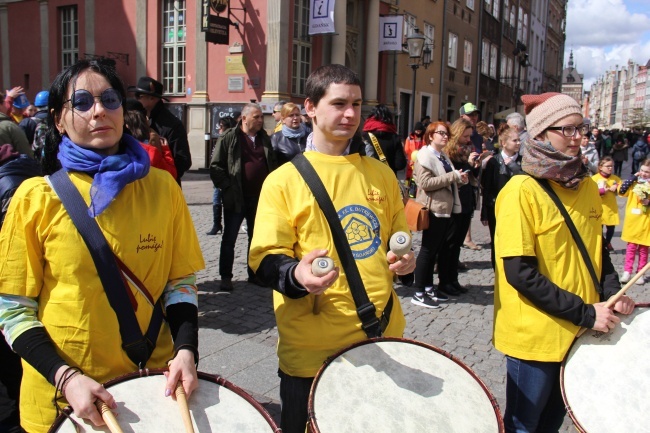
[565,0,650,89]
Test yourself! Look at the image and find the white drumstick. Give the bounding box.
[312,257,334,315]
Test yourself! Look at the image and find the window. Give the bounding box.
[424,23,435,49]
[510,6,516,30]
[522,13,529,44]
[292,0,311,95]
[500,53,507,84]
[60,6,78,69]
[463,40,472,73]
[404,14,416,41]
[504,0,509,23]
[481,39,490,75]
[493,0,500,21]
[162,0,186,95]
[507,57,514,87]
[517,6,523,41]
[484,0,492,14]
[448,33,458,68]
[490,44,498,78]
[467,0,475,10]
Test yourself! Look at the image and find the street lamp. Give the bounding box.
[406,27,432,134]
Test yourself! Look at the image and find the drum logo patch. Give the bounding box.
[338,205,381,259]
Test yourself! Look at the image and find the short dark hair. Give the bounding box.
[124,109,150,142]
[42,58,126,175]
[304,64,361,107]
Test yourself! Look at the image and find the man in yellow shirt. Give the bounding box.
[249,65,415,433]
[493,92,634,432]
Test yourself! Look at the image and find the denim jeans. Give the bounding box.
[219,196,259,280]
[278,370,314,433]
[212,187,222,206]
[504,356,566,433]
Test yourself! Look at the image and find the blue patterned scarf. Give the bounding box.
[57,134,150,217]
[282,123,307,139]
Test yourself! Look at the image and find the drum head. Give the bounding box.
[309,338,503,432]
[562,305,650,433]
[51,372,278,432]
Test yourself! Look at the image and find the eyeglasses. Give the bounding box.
[434,130,449,138]
[546,124,589,138]
[64,88,123,112]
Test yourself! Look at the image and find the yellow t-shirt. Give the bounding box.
[249,152,408,377]
[0,169,205,432]
[591,173,621,226]
[493,175,602,362]
[620,181,650,246]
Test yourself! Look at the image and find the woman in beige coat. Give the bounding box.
[411,121,468,309]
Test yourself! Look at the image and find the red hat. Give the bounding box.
[521,92,582,139]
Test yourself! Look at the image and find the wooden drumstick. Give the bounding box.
[174,382,195,433]
[604,261,650,308]
[577,261,650,337]
[95,400,124,433]
[167,361,195,433]
[312,257,334,315]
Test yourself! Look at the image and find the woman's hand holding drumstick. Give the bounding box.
[166,351,199,433]
[580,263,647,336]
[54,365,120,431]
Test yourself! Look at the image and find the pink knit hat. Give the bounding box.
[521,93,582,140]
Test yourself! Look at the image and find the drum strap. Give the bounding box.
[48,169,164,368]
[292,153,391,338]
[535,178,603,297]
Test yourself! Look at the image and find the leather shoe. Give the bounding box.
[438,283,461,296]
[451,281,468,293]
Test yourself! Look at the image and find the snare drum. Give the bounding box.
[308,338,504,432]
[49,370,280,432]
[561,304,649,433]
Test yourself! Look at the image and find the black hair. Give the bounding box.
[368,104,394,125]
[304,64,361,107]
[42,58,126,175]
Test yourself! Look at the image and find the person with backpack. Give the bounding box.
[631,135,648,174]
[18,91,49,160]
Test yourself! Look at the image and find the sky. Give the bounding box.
[564,0,650,90]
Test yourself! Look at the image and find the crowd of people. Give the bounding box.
[0,58,647,433]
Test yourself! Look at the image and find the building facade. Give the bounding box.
[1,0,566,166]
[560,50,583,104]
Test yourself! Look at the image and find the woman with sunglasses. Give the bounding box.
[0,59,205,432]
[492,93,634,432]
[271,102,309,166]
[411,122,468,309]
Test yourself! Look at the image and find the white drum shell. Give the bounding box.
[562,306,650,433]
[52,374,276,432]
[310,339,502,432]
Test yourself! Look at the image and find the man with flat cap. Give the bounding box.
[129,76,192,181]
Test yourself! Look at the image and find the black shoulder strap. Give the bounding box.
[535,178,603,295]
[291,154,383,338]
[48,169,163,367]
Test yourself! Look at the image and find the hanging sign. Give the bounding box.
[206,15,229,44]
[309,0,336,35]
[379,15,404,52]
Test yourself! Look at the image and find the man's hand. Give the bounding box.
[387,250,416,275]
[294,249,339,295]
[5,86,24,99]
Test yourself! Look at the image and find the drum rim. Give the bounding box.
[49,369,280,432]
[560,303,649,433]
[307,337,505,433]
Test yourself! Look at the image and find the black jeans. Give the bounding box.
[414,214,453,289]
[219,196,259,280]
[485,205,497,269]
[278,369,314,433]
[439,212,472,285]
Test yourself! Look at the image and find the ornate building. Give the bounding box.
[561,50,583,104]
